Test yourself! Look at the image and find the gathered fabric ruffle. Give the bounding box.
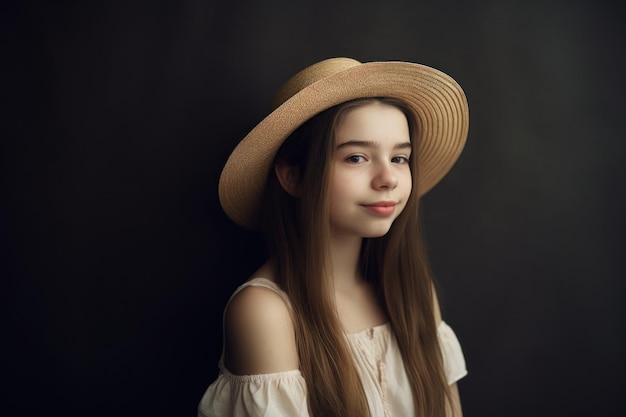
[198,278,467,417]
[198,321,466,417]
[198,367,307,417]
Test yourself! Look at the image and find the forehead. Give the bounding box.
[335,102,410,143]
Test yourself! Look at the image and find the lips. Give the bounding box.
[361,201,397,216]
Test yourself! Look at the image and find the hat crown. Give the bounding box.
[271,58,362,109]
[220,57,469,229]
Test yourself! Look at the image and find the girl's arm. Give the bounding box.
[433,285,464,417]
[448,383,463,417]
[224,285,299,375]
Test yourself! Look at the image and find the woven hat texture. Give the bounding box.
[218,57,469,228]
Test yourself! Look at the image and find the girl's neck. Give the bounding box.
[328,233,363,293]
[329,233,388,333]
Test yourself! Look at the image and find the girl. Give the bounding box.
[199,57,469,417]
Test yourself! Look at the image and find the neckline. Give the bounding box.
[344,322,390,337]
[245,277,391,337]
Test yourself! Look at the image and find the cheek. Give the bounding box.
[402,169,413,192]
[330,170,358,194]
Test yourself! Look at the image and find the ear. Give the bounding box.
[274,162,301,197]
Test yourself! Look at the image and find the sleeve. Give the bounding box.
[437,321,468,385]
[198,368,310,417]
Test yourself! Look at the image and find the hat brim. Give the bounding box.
[219,61,469,229]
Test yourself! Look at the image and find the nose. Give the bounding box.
[372,162,398,190]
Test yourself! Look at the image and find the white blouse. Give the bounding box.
[198,278,467,417]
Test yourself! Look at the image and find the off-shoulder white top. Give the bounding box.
[198,278,467,417]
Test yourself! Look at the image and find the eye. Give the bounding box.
[345,155,366,163]
[391,156,410,164]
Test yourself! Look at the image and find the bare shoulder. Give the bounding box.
[224,284,299,375]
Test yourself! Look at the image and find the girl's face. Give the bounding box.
[329,102,412,240]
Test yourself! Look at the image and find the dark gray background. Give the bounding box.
[3,0,624,415]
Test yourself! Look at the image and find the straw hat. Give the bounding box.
[219,57,469,229]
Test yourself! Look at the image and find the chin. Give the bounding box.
[360,225,394,238]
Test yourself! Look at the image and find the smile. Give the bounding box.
[361,202,397,216]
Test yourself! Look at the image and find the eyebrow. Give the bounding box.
[336,140,412,151]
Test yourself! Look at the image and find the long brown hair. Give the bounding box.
[261,98,451,417]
